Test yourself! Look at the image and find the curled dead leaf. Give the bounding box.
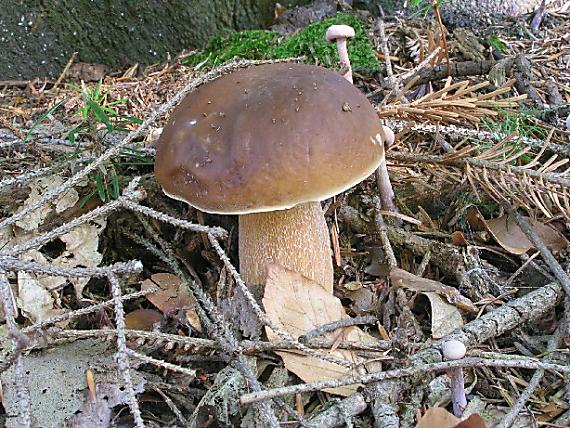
[390,268,477,313]
[416,292,464,339]
[451,231,468,246]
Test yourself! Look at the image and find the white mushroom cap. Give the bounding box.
[325,25,355,42]
[442,340,467,360]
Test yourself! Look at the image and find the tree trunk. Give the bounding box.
[0,0,309,79]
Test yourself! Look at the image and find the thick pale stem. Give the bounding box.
[239,202,333,293]
[336,39,353,83]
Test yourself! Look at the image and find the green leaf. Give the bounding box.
[93,172,107,202]
[488,35,508,53]
[84,95,113,131]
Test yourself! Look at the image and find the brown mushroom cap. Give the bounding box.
[155,63,384,214]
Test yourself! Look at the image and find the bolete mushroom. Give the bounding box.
[155,63,393,293]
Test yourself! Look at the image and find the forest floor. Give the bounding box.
[0,2,569,428]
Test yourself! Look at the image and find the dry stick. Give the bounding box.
[130,223,280,427]
[0,58,269,232]
[240,357,570,404]
[431,0,451,76]
[403,59,512,87]
[0,166,54,191]
[0,256,142,278]
[125,348,196,378]
[50,328,392,354]
[121,200,226,238]
[151,385,191,428]
[373,199,398,267]
[495,321,564,428]
[2,178,145,257]
[384,120,570,157]
[0,273,31,427]
[371,20,399,217]
[305,394,368,428]
[20,288,156,335]
[379,47,442,107]
[51,51,77,91]
[108,273,145,428]
[389,151,570,189]
[376,18,394,83]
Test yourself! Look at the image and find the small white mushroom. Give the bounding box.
[442,340,468,417]
[326,24,356,83]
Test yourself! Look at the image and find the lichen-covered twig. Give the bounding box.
[0,273,31,427]
[384,119,570,156]
[49,328,392,354]
[299,315,378,342]
[121,200,226,238]
[240,357,570,404]
[125,348,196,378]
[0,256,142,278]
[108,273,145,427]
[20,288,155,335]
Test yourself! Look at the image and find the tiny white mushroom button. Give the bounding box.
[442,340,466,360]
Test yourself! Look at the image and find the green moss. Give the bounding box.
[183,13,379,74]
[273,13,379,73]
[184,30,279,68]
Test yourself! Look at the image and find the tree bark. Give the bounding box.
[0,0,309,79]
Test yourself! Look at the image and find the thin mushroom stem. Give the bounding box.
[375,149,397,213]
[448,366,467,416]
[327,24,398,215]
[336,39,353,83]
[443,340,468,417]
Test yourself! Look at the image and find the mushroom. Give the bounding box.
[326,24,356,83]
[326,24,398,214]
[155,63,393,293]
[442,339,468,417]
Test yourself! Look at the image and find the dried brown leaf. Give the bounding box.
[141,273,201,331]
[17,271,66,323]
[484,215,569,255]
[391,268,477,313]
[416,408,486,428]
[263,264,377,397]
[421,292,464,339]
[124,309,163,331]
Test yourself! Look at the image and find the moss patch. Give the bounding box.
[183,13,379,74]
